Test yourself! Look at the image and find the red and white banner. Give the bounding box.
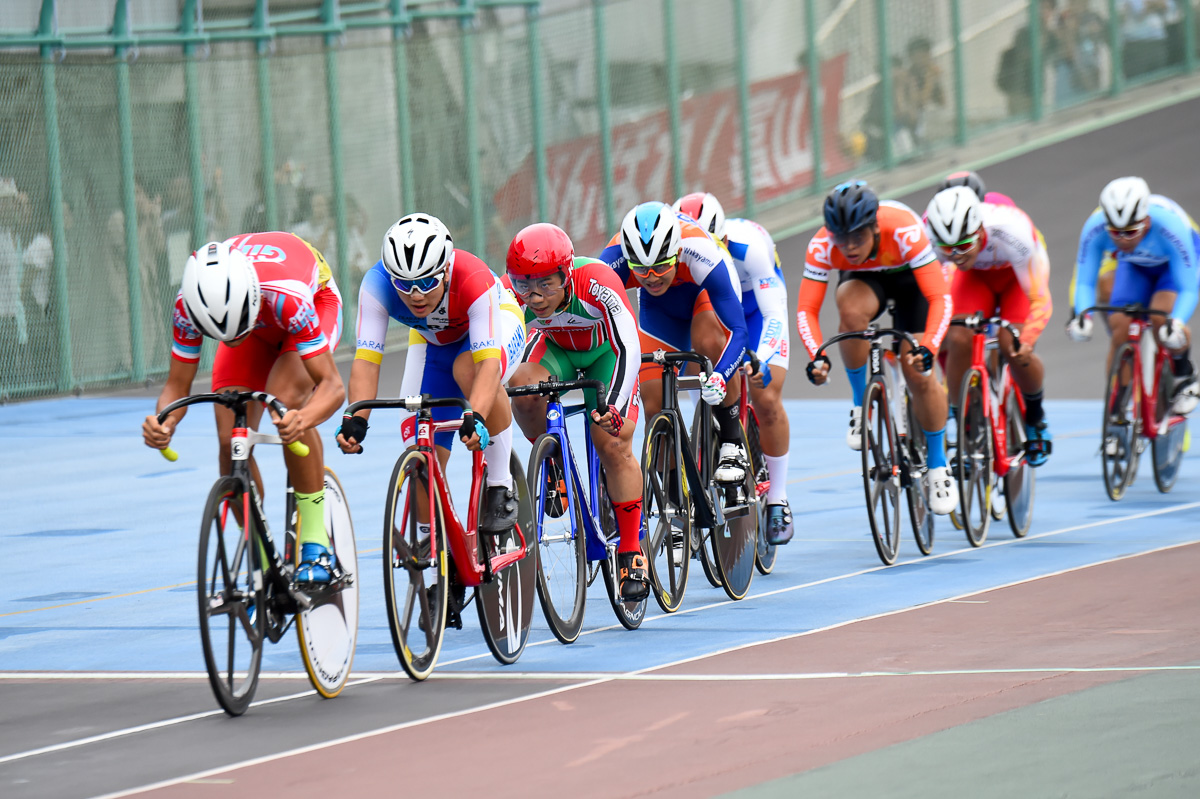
[495,55,850,255]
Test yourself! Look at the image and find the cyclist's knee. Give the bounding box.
[947,324,971,349]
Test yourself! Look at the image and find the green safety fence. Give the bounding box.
[0,0,1197,399]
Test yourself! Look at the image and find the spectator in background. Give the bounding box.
[1120,0,1175,78]
[293,191,335,258]
[997,0,1058,117]
[345,195,373,283]
[894,37,945,152]
[0,178,29,351]
[1052,0,1107,106]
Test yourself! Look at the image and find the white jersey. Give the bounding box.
[725,217,789,368]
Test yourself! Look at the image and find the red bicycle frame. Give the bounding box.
[737,386,769,501]
[966,327,1026,478]
[1112,316,1176,442]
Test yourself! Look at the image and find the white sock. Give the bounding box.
[765,453,789,504]
[486,423,514,490]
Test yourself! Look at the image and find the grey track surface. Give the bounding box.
[5,96,1199,799]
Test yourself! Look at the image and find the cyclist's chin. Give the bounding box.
[842,251,868,266]
[641,280,669,296]
[404,301,432,318]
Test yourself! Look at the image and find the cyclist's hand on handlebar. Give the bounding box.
[1159,319,1188,350]
[905,345,935,375]
[591,405,624,437]
[700,372,727,405]
[1065,314,1093,342]
[744,352,772,389]
[806,356,831,386]
[273,408,308,445]
[336,414,368,454]
[142,414,175,450]
[459,411,490,451]
[1009,335,1033,367]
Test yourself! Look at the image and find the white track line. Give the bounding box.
[64,537,1200,799]
[426,665,1200,681]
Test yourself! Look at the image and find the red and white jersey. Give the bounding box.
[171,231,337,363]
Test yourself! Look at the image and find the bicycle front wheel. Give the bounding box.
[904,395,934,556]
[1152,356,1187,493]
[529,434,587,644]
[957,369,994,547]
[384,450,449,682]
[1102,343,1140,501]
[746,410,778,575]
[477,452,538,665]
[1003,388,1035,538]
[691,401,724,588]
[642,412,691,612]
[197,476,265,717]
[862,379,901,565]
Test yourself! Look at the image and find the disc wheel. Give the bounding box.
[529,434,586,644]
[476,452,538,664]
[957,369,994,547]
[384,450,449,682]
[711,421,758,601]
[197,477,264,717]
[904,394,934,556]
[1102,343,1141,501]
[295,467,359,698]
[746,410,778,575]
[642,412,691,612]
[1152,356,1188,493]
[862,379,901,565]
[1003,387,1036,538]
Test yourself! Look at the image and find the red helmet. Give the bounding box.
[673,192,726,240]
[506,223,574,278]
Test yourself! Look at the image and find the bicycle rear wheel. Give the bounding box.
[384,450,449,682]
[746,410,778,575]
[528,434,587,644]
[862,379,901,565]
[1003,387,1035,538]
[957,369,993,547]
[477,452,538,664]
[197,476,265,717]
[711,421,758,601]
[642,412,691,612]
[1102,343,1140,501]
[295,467,358,698]
[1152,357,1188,493]
[904,394,934,556]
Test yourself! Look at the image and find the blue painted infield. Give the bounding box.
[1,397,1197,675]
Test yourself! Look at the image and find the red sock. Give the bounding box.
[613,497,643,554]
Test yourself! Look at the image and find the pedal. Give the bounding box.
[723,502,752,519]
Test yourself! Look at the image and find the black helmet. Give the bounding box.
[823,180,879,236]
[936,170,987,202]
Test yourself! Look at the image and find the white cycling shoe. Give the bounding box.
[1171,376,1200,416]
[925,466,958,516]
[847,406,863,451]
[714,442,747,482]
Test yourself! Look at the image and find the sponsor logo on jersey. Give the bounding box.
[588,278,626,320]
[893,222,924,259]
[238,243,287,263]
[758,276,781,291]
[173,307,201,338]
[802,264,830,282]
[356,337,385,352]
[807,235,832,266]
[287,303,319,335]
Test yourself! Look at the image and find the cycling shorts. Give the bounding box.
[1110,262,1180,309]
[398,306,524,450]
[746,307,790,371]
[838,268,930,336]
[952,268,1031,328]
[638,287,719,381]
[212,286,342,392]
[523,329,640,423]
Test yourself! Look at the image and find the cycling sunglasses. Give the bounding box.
[629,255,678,278]
[509,273,565,297]
[391,272,445,295]
[937,232,980,257]
[1106,221,1148,240]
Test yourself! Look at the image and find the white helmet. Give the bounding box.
[180,241,261,342]
[1100,176,1150,228]
[673,192,727,241]
[381,213,454,280]
[925,186,982,245]
[620,202,681,267]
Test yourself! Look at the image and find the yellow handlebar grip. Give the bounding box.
[161,447,179,462]
[287,441,310,458]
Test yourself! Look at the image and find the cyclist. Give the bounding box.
[502,223,648,602]
[926,186,1054,465]
[142,233,346,585]
[935,170,1015,207]
[799,180,958,515]
[336,213,526,536]
[673,192,794,546]
[599,201,750,484]
[1069,177,1200,415]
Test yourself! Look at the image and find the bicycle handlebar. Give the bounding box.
[1080,305,1170,320]
[155,390,309,460]
[345,393,472,417]
[950,314,1023,349]
[639,349,714,374]
[506,379,607,416]
[811,327,921,361]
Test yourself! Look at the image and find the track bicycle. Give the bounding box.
[157,391,358,716]
[740,353,777,576]
[811,321,934,565]
[507,379,647,639]
[1080,305,1189,500]
[642,350,758,603]
[345,394,536,680]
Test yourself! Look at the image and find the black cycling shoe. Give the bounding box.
[419,581,466,632]
[764,501,793,545]
[480,485,519,533]
[617,551,649,602]
[543,460,569,519]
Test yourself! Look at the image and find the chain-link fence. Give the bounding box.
[1,0,1198,399]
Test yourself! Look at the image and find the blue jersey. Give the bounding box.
[1074,195,1200,322]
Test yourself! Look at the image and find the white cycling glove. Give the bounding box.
[1065,314,1094,343]
[1159,319,1188,350]
[700,372,727,406]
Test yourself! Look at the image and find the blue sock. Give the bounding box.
[846,365,867,407]
[924,427,947,469]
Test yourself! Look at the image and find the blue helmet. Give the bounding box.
[823,180,879,236]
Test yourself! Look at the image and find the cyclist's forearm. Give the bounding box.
[156,359,198,420]
[468,358,503,420]
[298,352,346,426]
[346,358,382,423]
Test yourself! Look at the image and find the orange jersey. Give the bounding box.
[796,201,951,358]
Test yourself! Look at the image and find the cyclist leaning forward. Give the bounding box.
[502,223,649,602]
[336,213,526,542]
[925,185,1054,465]
[142,233,347,585]
[799,181,958,515]
[599,202,751,485]
[1068,176,1200,416]
[673,191,795,546]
